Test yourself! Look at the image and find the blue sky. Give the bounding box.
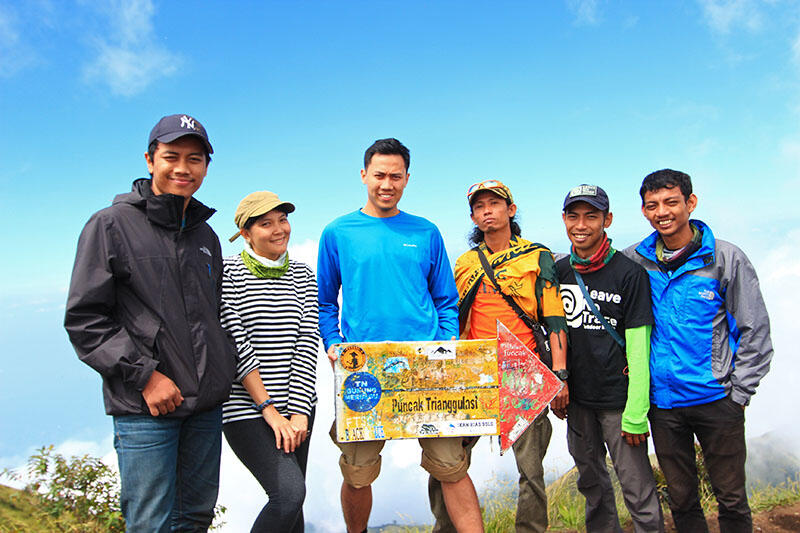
[2,0,800,530]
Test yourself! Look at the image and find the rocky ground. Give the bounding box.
[617,501,800,532]
[746,502,800,532]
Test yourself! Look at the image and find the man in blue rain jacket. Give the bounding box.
[625,169,773,533]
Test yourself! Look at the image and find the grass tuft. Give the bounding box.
[394,443,800,532]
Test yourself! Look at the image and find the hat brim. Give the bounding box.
[229,202,296,242]
[275,202,295,214]
[154,131,214,154]
[563,197,608,211]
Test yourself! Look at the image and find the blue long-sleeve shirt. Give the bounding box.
[317,209,459,350]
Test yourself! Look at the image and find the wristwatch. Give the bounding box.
[553,369,569,381]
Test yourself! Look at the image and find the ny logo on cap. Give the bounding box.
[180,115,196,130]
[569,185,597,198]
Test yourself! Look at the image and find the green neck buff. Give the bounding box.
[241,249,289,279]
[655,223,701,270]
[569,232,615,274]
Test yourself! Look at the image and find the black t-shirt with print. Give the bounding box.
[556,252,654,410]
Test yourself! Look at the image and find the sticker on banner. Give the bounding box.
[342,372,381,412]
[420,342,457,360]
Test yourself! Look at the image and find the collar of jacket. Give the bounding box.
[636,219,716,275]
[115,178,216,231]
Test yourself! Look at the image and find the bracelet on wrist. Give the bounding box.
[254,398,276,412]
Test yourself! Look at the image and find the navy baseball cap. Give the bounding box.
[148,114,213,154]
[563,184,610,211]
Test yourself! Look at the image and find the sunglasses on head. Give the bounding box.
[467,180,504,198]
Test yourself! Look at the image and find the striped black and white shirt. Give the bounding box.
[220,254,320,424]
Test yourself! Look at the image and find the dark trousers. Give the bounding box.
[649,396,750,533]
[223,409,315,533]
[566,403,663,533]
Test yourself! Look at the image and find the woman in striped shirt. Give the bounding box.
[221,191,320,533]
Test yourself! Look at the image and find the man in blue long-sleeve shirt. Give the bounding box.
[317,138,484,533]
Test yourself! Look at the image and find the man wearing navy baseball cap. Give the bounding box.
[65,114,237,531]
[556,184,664,532]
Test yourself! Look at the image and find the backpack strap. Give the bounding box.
[572,269,625,349]
[475,246,552,367]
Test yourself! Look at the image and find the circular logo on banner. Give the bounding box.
[342,372,382,412]
[340,345,367,372]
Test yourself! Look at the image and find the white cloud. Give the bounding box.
[289,239,319,272]
[698,0,764,34]
[53,436,115,460]
[82,0,181,97]
[387,439,423,469]
[748,232,800,440]
[0,6,20,53]
[566,0,601,26]
[0,4,35,77]
[0,290,68,320]
[0,436,116,490]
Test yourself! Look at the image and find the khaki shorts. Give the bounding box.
[329,422,469,488]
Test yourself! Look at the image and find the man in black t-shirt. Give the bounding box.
[556,185,664,533]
